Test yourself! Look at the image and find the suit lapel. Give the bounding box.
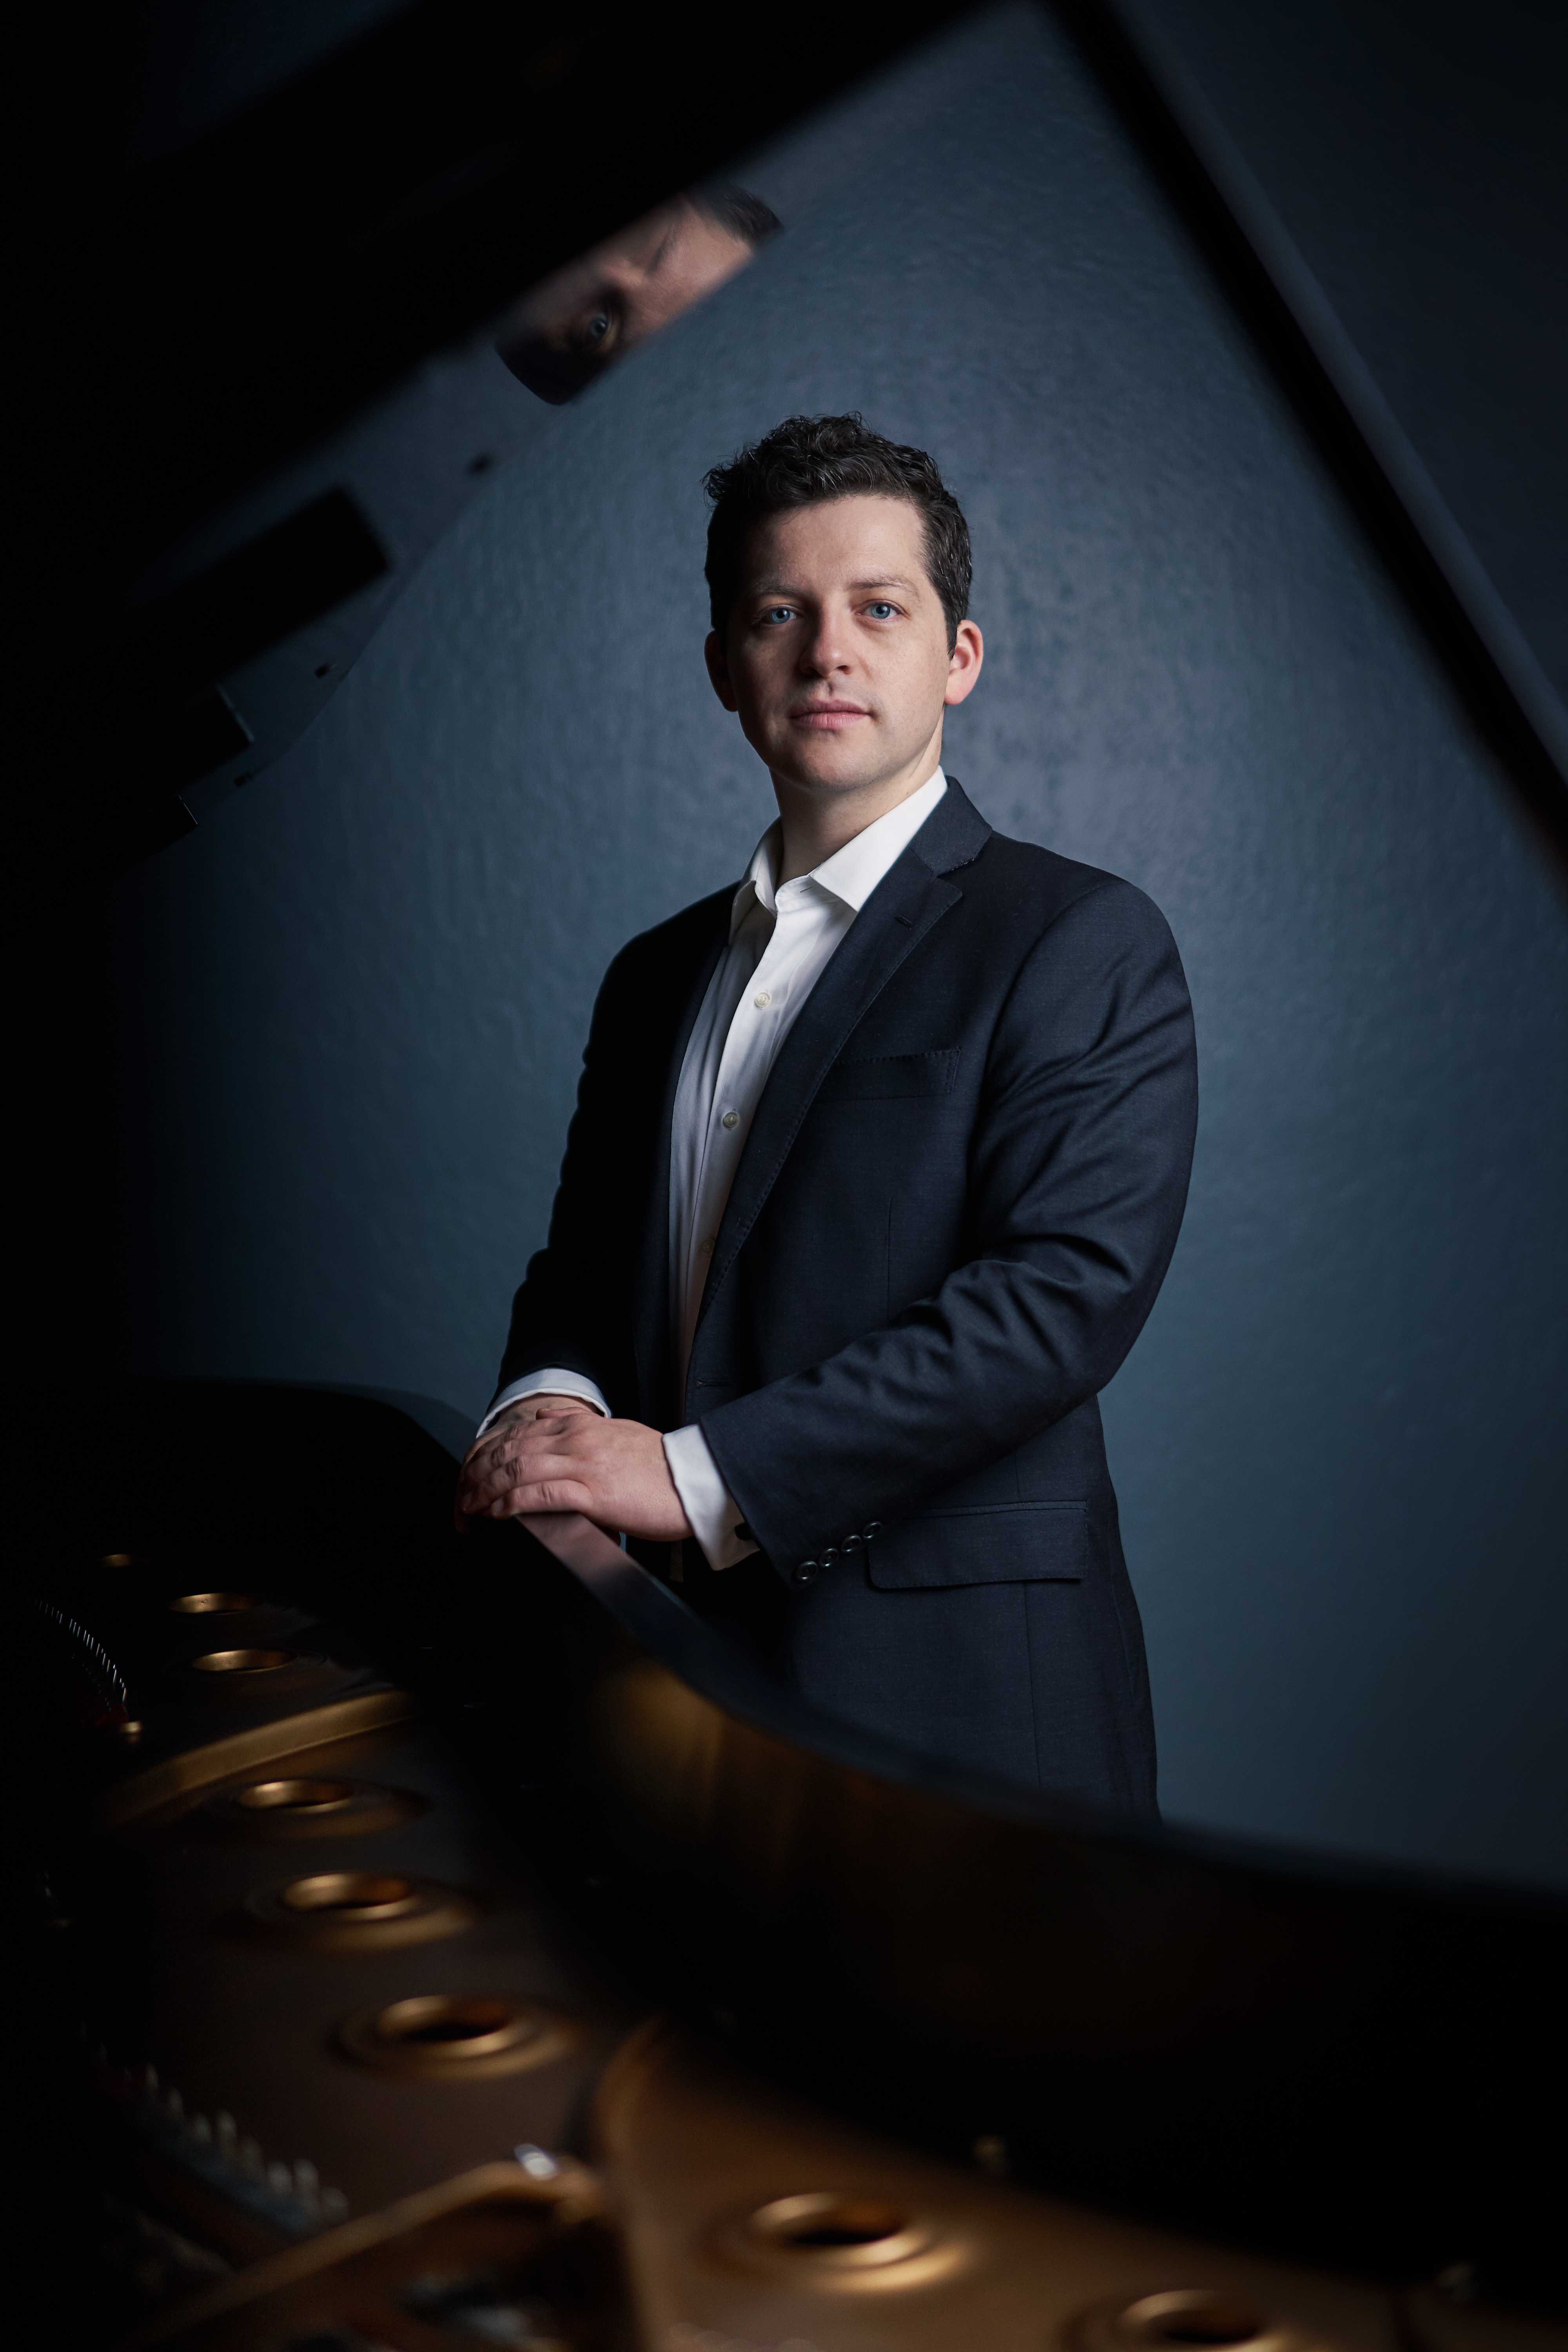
[631,902,730,1426]
[692,852,964,1369]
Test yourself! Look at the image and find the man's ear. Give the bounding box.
[943,618,984,709]
[704,629,739,712]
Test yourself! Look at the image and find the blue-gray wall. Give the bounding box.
[113,4,1568,1886]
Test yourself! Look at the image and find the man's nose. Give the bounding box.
[799,614,851,674]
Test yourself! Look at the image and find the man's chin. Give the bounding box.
[769,744,906,798]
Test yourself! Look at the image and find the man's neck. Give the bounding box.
[770,739,944,884]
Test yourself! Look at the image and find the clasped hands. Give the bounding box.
[454,1394,694,1542]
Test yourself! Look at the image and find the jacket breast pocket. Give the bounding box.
[867,1501,1093,1590]
[816,1048,961,1102]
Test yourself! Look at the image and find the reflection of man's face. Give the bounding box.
[495,198,758,401]
[707,496,983,800]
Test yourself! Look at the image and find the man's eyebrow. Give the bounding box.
[742,574,919,598]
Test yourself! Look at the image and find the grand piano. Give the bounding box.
[11,1377,1564,2347]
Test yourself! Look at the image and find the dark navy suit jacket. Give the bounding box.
[496,780,1198,1813]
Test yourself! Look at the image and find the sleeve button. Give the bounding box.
[791,1560,819,1586]
[841,1532,863,1553]
[734,1521,755,1543]
[820,1546,839,1566]
[862,1522,883,1543]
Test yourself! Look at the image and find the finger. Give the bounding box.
[461,1423,552,1482]
[506,1421,596,1465]
[461,1403,536,1461]
[462,1432,515,1475]
[459,1449,580,1512]
[470,1409,588,1468]
[462,1399,593,1467]
[485,1477,596,1518]
[470,1434,579,1483]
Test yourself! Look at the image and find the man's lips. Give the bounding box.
[789,703,872,730]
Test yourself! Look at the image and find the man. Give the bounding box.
[458,413,1197,1812]
[494,187,780,404]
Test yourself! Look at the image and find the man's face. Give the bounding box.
[706,495,982,798]
[495,198,756,401]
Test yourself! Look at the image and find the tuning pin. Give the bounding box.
[266,2161,292,2196]
[237,2136,264,2178]
[163,2088,184,2123]
[189,2113,212,2145]
[293,2160,319,2198]
[318,2187,348,2223]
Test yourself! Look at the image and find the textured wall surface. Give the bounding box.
[114,4,1568,1884]
[1152,0,1568,717]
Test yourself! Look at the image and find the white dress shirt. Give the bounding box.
[483,767,949,1570]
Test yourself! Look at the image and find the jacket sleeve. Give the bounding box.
[489,942,645,1418]
[697,879,1198,1575]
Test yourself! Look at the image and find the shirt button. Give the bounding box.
[700,1235,716,1254]
[753,990,772,1009]
[721,1109,740,1130]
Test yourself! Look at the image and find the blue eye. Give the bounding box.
[866,601,897,619]
[760,606,795,624]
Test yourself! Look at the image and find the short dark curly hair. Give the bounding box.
[703,413,972,649]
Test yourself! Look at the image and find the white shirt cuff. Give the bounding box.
[662,1423,759,1571]
[477,1369,610,1439]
